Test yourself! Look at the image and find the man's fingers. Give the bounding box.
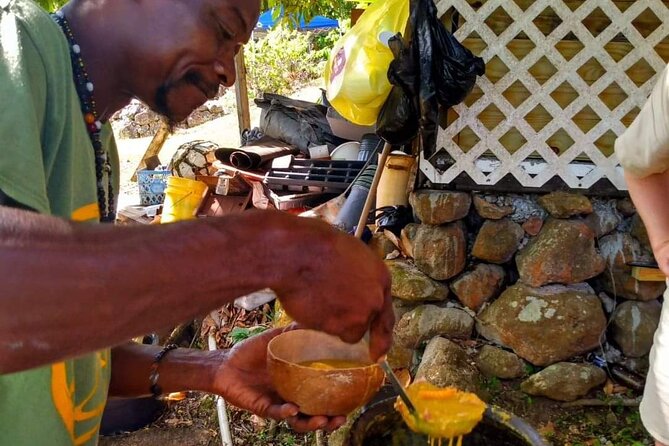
[335,324,366,344]
[287,415,329,432]
[325,416,347,432]
[318,311,367,345]
[264,404,338,433]
[368,290,395,361]
[265,403,299,420]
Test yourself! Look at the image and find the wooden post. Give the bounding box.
[354,143,393,239]
[631,266,666,282]
[234,49,251,136]
[131,120,171,182]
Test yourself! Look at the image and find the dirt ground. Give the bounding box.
[99,305,651,446]
[100,379,650,446]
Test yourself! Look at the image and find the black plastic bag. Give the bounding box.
[373,205,414,236]
[377,0,485,158]
[428,3,486,108]
[376,35,420,145]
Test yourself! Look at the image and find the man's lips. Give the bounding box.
[198,82,219,100]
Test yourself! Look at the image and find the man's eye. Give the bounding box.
[217,23,234,40]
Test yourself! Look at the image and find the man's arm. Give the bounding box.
[109,343,219,397]
[0,206,394,374]
[0,207,281,372]
[625,171,669,275]
[109,334,346,432]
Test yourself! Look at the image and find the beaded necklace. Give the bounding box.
[51,11,115,223]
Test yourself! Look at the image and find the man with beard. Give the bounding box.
[0,0,394,444]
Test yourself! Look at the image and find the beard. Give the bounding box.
[154,70,209,127]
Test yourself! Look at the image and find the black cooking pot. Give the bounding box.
[344,387,548,446]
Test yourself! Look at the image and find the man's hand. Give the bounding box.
[265,213,395,361]
[625,171,669,280]
[651,239,669,278]
[212,327,346,432]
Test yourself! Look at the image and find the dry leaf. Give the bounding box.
[385,250,401,260]
[385,229,413,258]
[393,369,413,388]
[538,421,556,437]
[400,228,414,258]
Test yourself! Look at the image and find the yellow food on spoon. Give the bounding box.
[395,381,487,440]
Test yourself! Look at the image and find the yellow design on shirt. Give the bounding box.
[70,203,100,222]
[51,351,110,445]
[51,362,75,442]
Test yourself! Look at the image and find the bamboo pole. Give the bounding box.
[131,120,171,182]
[234,49,251,136]
[354,142,393,239]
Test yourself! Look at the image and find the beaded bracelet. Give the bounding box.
[149,344,178,397]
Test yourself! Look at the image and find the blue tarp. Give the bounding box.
[256,9,339,30]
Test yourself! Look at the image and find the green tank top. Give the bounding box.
[0,0,119,444]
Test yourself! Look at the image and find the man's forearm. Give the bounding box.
[625,170,669,270]
[0,207,289,373]
[108,343,224,397]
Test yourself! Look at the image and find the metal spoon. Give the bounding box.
[379,359,418,416]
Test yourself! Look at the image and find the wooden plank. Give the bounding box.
[234,49,251,135]
[131,121,171,182]
[450,38,669,157]
[455,116,613,156]
[431,0,669,190]
[464,0,669,39]
[460,38,669,86]
[631,266,666,282]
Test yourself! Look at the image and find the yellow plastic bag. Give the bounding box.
[324,0,410,126]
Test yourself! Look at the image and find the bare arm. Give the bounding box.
[0,206,394,373]
[625,171,669,276]
[0,207,287,372]
[108,343,220,397]
[108,333,347,432]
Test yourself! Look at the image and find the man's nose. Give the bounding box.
[214,55,236,87]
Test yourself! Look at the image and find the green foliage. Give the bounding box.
[554,407,651,445]
[524,363,538,375]
[35,0,360,23]
[246,27,339,95]
[483,376,501,393]
[34,0,67,12]
[262,0,354,25]
[38,0,354,23]
[312,27,345,60]
[227,326,267,345]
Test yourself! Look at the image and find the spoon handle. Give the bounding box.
[379,359,418,416]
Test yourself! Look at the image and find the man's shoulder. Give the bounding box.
[1,0,70,89]
[2,0,64,50]
[3,0,51,23]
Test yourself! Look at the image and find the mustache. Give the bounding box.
[185,71,217,97]
[154,71,218,124]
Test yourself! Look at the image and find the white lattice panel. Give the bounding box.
[421,0,669,190]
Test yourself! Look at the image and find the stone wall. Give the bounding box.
[381,190,662,402]
[111,87,230,139]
